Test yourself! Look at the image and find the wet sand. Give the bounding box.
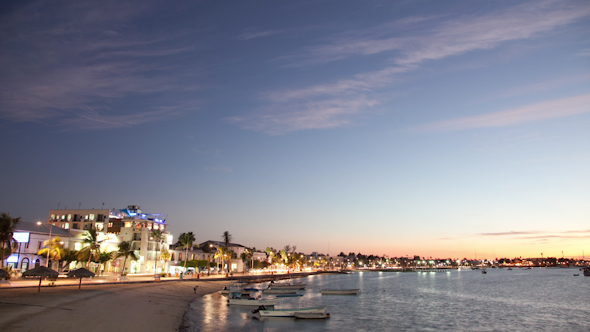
[0,280,227,332]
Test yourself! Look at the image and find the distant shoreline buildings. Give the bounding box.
[2,204,588,275]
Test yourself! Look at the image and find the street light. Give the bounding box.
[37,221,53,267]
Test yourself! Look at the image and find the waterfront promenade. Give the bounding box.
[0,272,317,332]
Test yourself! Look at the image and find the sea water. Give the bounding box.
[183,268,590,331]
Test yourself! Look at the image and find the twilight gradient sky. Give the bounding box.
[1,0,589,259]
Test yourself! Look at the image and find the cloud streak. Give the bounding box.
[412,94,590,132]
[0,0,199,129]
[232,0,590,134]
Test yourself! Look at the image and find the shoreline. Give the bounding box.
[0,279,227,332]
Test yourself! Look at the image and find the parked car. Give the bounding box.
[58,269,72,278]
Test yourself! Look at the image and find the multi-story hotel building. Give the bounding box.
[45,205,172,274]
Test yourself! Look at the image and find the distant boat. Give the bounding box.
[255,306,328,318]
[275,293,303,297]
[481,270,487,274]
[228,297,277,306]
[264,288,302,294]
[573,274,579,276]
[507,267,513,270]
[321,289,359,295]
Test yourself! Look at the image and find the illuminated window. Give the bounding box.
[75,243,82,250]
[67,214,72,221]
[61,215,66,220]
[125,222,132,228]
[64,223,69,229]
[85,215,89,220]
[90,214,95,220]
[51,214,55,220]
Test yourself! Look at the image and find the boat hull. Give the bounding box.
[321,289,359,295]
[264,288,301,294]
[228,298,277,306]
[259,306,327,317]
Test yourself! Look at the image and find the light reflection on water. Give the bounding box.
[185,268,590,332]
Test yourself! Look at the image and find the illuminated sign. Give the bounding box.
[6,254,18,263]
[13,232,30,243]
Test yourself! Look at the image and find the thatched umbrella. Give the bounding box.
[67,268,95,289]
[0,269,8,279]
[22,266,59,292]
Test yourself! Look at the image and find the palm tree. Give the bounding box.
[37,236,65,269]
[221,231,232,273]
[59,249,79,272]
[178,232,196,272]
[158,248,171,273]
[150,229,165,273]
[0,212,21,268]
[96,251,113,275]
[77,229,105,271]
[114,241,138,276]
[214,246,226,272]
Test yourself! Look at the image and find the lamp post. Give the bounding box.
[37,221,53,267]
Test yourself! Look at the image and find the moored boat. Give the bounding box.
[228,298,277,306]
[321,289,359,295]
[583,267,590,277]
[255,306,328,318]
[264,288,302,294]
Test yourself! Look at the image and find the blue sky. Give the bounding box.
[1,0,589,259]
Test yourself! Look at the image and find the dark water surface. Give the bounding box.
[185,268,590,331]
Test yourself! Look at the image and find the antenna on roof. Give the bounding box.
[79,202,81,209]
[57,203,60,209]
[102,202,105,209]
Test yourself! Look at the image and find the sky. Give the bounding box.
[1,0,589,260]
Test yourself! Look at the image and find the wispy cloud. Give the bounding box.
[412,94,590,132]
[0,0,200,129]
[236,29,284,40]
[232,0,590,134]
[478,229,590,241]
[283,1,590,67]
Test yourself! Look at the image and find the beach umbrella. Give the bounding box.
[22,266,59,292]
[0,269,8,279]
[67,268,96,289]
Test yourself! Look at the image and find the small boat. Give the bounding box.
[275,293,304,297]
[294,312,331,319]
[229,298,278,306]
[264,288,302,294]
[255,306,328,318]
[321,289,359,295]
[583,267,590,277]
[481,270,487,274]
[573,274,579,276]
[507,267,513,270]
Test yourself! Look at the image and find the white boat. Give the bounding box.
[321,289,359,295]
[228,298,278,306]
[294,312,331,319]
[257,306,328,318]
[264,288,302,294]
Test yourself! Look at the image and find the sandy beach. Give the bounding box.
[0,280,226,332]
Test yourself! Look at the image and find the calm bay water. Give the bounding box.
[185,268,590,331]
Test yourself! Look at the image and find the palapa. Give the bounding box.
[22,266,59,292]
[68,268,96,289]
